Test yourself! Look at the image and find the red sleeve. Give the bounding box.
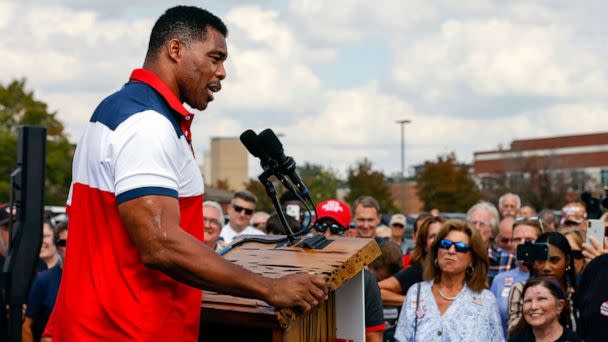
[365,324,385,333]
[402,253,412,269]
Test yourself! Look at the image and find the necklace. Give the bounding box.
[438,287,459,301]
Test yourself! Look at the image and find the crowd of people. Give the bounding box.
[201,190,606,342]
[4,186,608,342]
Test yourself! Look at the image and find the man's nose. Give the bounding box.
[216,62,226,80]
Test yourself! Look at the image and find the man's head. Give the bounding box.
[498,192,521,218]
[227,190,257,231]
[54,220,69,259]
[0,204,14,257]
[145,6,228,111]
[203,200,224,249]
[250,211,270,233]
[314,199,352,238]
[560,202,587,231]
[389,213,407,243]
[496,216,515,252]
[466,201,500,247]
[351,196,381,238]
[518,204,537,218]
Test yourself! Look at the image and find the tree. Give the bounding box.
[480,154,574,210]
[346,158,398,213]
[244,163,341,213]
[297,162,340,204]
[0,79,73,205]
[417,153,481,212]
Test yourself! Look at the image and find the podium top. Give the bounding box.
[202,235,381,328]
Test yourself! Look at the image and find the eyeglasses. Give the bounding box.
[391,223,405,229]
[571,250,584,260]
[438,239,471,253]
[314,221,346,235]
[514,216,544,233]
[204,217,221,227]
[466,219,491,230]
[232,204,254,216]
[56,239,67,247]
[252,222,265,228]
[496,237,512,245]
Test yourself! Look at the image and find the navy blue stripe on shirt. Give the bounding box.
[90,82,183,137]
[116,187,178,204]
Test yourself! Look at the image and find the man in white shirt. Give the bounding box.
[220,190,264,243]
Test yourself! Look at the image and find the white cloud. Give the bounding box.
[393,18,608,99]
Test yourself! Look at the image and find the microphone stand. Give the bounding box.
[258,169,301,246]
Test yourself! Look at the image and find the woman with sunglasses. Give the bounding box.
[507,232,578,336]
[379,216,446,307]
[395,220,504,341]
[562,229,586,276]
[510,277,579,342]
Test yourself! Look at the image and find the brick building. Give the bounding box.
[473,132,608,193]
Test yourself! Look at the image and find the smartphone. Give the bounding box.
[516,242,549,264]
[587,219,606,248]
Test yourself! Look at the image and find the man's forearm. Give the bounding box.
[380,288,405,307]
[146,227,272,302]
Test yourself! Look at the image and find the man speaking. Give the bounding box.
[44,6,327,341]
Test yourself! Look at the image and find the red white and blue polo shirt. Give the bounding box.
[45,69,205,341]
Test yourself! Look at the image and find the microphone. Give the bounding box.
[239,129,275,171]
[257,129,310,199]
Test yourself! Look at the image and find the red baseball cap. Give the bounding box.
[316,199,352,228]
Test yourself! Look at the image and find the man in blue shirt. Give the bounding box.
[490,217,543,337]
[22,221,68,342]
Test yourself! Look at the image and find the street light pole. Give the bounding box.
[395,119,411,213]
[396,119,411,180]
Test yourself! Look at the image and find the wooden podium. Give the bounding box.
[200,235,381,341]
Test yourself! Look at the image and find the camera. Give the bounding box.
[516,241,549,265]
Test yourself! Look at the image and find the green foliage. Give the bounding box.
[297,162,340,203]
[244,163,341,213]
[345,158,398,213]
[0,79,73,205]
[244,178,286,213]
[417,153,481,212]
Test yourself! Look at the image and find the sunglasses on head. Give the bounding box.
[232,204,254,216]
[514,216,544,233]
[314,221,346,235]
[438,239,471,253]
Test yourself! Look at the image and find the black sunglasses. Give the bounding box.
[56,239,67,247]
[232,204,254,216]
[439,239,471,253]
[314,222,346,235]
[571,250,584,260]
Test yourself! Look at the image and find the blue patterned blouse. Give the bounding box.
[395,280,505,342]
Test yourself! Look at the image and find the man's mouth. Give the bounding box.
[206,83,222,101]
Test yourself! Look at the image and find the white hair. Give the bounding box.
[498,192,521,210]
[203,200,224,225]
[467,201,500,237]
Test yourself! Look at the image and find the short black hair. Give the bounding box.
[146,6,228,60]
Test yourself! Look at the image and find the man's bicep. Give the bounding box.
[118,195,181,264]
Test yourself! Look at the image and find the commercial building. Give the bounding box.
[473,132,608,193]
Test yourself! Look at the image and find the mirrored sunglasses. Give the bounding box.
[438,239,471,253]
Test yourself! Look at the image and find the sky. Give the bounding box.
[1,0,607,179]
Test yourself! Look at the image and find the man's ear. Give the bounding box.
[167,39,184,63]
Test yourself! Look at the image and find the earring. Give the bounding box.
[466,264,474,276]
[566,266,571,272]
[434,258,439,268]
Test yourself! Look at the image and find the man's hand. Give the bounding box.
[264,273,328,313]
[582,236,608,262]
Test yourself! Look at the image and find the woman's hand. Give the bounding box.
[582,236,608,262]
